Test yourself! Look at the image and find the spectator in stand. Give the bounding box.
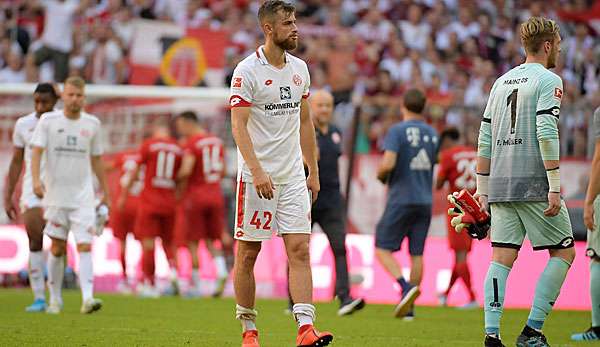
[0,50,26,83]
[25,0,90,83]
[398,4,431,52]
[84,24,126,84]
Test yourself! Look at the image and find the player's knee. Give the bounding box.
[50,240,66,256]
[237,243,261,267]
[550,247,575,264]
[491,248,518,267]
[77,243,92,253]
[287,241,310,265]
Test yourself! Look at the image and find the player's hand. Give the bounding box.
[474,193,489,213]
[584,201,595,231]
[33,181,45,199]
[306,173,320,203]
[4,195,17,221]
[544,191,561,217]
[252,168,275,200]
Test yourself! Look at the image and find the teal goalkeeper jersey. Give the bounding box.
[478,63,563,202]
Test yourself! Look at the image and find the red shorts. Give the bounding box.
[447,214,472,251]
[134,206,176,243]
[181,193,226,242]
[110,204,138,241]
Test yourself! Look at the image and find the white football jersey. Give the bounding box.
[230,46,310,185]
[30,110,104,208]
[12,112,46,204]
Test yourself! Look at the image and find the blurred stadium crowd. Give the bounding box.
[0,0,598,156]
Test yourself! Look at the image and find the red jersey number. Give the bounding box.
[201,144,224,184]
[454,158,477,191]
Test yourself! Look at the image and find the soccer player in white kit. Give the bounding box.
[30,76,109,314]
[4,83,59,312]
[230,2,333,346]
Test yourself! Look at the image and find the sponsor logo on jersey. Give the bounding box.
[554,87,563,100]
[236,230,245,238]
[264,101,300,111]
[293,74,302,86]
[280,86,292,100]
[265,79,273,86]
[232,77,243,88]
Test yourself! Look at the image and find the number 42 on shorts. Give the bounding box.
[250,211,272,231]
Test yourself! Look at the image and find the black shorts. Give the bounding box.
[375,204,431,255]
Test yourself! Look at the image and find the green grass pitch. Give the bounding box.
[0,289,595,346]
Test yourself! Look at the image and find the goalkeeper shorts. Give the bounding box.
[489,201,574,250]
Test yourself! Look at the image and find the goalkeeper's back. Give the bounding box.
[479,63,563,203]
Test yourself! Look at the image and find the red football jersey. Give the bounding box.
[185,133,225,189]
[438,145,477,195]
[138,137,183,210]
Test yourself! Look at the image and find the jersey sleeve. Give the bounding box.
[535,73,562,142]
[12,120,25,148]
[536,74,562,161]
[302,63,311,99]
[229,64,254,108]
[90,124,104,156]
[30,117,48,148]
[383,126,402,153]
[437,151,450,181]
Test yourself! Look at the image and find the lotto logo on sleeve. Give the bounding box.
[232,77,243,88]
[229,95,251,108]
[554,88,563,100]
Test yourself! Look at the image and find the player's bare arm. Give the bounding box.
[376,151,396,184]
[231,106,275,200]
[91,155,110,208]
[299,98,319,203]
[584,141,600,230]
[30,146,45,199]
[4,146,25,220]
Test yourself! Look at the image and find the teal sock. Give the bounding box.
[527,257,571,330]
[591,261,600,327]
[484,261,511,335]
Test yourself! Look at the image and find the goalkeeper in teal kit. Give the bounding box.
[458,17,576,347]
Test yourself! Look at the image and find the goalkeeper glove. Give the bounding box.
[447,190,490,240]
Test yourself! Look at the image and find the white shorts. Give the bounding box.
[19,189,43,212]
[234,179,311,242]
[44,206,96,244]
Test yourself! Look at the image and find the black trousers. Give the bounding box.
[288,205,350,304]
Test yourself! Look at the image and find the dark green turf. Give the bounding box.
[0,289,595,346]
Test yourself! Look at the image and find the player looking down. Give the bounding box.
[230,1,333,346]
[30,76,109,314]
[468,17,575,347]
[4,83,59,312]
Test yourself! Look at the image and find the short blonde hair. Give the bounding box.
[64,76,85,89]
[520,17,560,55]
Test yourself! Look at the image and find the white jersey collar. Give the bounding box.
[255,45,288,66]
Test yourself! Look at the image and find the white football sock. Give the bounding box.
[293,303,315,328]
[79,252,94,302]
[47,253,64,305]
[214,256,228,278]
[236,304,258,332]
[29,251,45,301]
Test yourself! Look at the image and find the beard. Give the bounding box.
[274,34,297,51]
